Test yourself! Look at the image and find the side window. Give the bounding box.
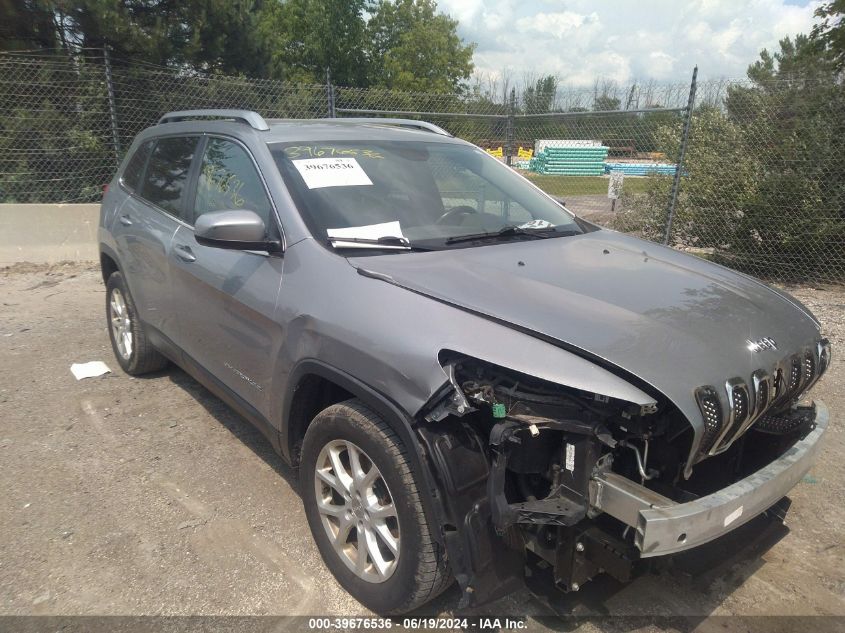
[194,138,273,225]
[140,136,199,219]
[121,140,153,193]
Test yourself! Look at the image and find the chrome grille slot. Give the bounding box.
[729,370,774,441]
[803,351,815,386]
[772,367,786,403]
[695,386,723,454]
[818,339,831,375]
[789,355,802,393]
[758,378,770,410]
[800,340,831,396]
[709,378,747,455]
[751,370,773,418]
[732,385,749,426]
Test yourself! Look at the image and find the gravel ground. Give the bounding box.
[0,263,843,629]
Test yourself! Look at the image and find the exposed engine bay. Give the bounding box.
[417,354,826,605]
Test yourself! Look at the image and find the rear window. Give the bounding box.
[141,136,199,219]
[121,141,153,192]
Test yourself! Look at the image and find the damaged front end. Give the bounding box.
[416,354,827,607]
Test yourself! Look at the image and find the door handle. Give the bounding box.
[118,214,132,226]
[174,244,196,263]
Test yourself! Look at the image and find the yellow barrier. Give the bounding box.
[485,146,533,159]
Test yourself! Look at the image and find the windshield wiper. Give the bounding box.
[327,235,430,251]
[444,225,574,246]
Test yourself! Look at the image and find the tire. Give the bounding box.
[300,399,451,614]
[105,271,168,375]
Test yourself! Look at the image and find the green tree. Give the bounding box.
[0,0,59,51]
[366,0,475,93]
[259,0,369,85]
[2,1,271,76]
[522,75,557,114]
[621,33,845,280]
[724,35,845,277]
[812,0,845,71]
[593,94,621,111]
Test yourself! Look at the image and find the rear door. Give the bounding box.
[112,135,199,342]
[169,136,285,416]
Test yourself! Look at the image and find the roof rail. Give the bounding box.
[331,117,452,137]
[158,109,269,131]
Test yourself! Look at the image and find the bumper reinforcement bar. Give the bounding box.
[589,401,828,557]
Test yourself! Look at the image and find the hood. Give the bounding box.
[348,230,822,455]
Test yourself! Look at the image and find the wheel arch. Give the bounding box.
[281,359,448,546]
[283,360,415,465]
[99,244,121,284]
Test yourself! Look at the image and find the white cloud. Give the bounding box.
[515,11,594,36]
[648,51,677,78]
[437,0,823,87]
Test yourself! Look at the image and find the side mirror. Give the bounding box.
[194,210,281,252]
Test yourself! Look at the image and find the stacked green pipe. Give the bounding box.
[530,145,609,175]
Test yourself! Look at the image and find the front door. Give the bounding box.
[169,136,285,416]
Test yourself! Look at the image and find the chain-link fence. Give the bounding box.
[1,49,843,283]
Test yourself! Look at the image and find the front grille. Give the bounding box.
[695,387,722,453]
[803,351,815,386]
[732,385,749,427]
[756,408,814,435]
[772,367,785,402]
[818,339,831,375]
[789,356,802,393]
[695,341,827,460]
[757,378,770,411]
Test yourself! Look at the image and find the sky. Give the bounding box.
[437,0,823,87]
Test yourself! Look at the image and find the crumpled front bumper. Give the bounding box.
[590,401,828,557]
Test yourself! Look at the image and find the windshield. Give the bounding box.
[269,140,587,250]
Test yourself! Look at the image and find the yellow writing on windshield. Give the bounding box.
[284,146,384,160]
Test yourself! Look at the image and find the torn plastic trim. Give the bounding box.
[414,421,524,608]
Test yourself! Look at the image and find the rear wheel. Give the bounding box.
[105,272,168,375]
[300,399,451,614]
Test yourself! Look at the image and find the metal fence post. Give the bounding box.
[102,46,121,165]
[505,88,516,166]
[326,68,336,118]
[663,66,697,245]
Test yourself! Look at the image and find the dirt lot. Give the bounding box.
[1,262,843,628]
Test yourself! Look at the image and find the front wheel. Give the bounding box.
[300,399,451,614]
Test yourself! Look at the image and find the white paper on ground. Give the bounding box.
[292,157,373,189]
[326,221,405,248]
[70,361,111,380]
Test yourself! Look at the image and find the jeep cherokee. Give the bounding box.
[98,109,831,614]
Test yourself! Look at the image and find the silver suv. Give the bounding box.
[99,109,831,614]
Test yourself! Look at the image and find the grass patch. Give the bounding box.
[523,173,651,197]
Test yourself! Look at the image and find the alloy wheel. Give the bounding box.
[109,288,133,360]
[314,439,400,583]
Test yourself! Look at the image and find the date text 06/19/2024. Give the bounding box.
[307,617,528,630]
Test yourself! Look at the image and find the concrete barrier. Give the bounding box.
[0,204,100,264]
